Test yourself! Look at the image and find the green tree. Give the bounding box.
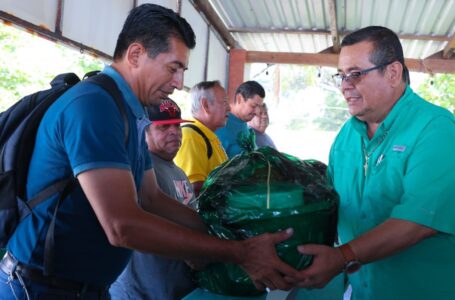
[0,25,32,110]
[279,64,317,97]
[417,74,455,114]
[0,24,105,111]
[314,91,350,131]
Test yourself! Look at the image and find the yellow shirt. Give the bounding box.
[174,119,228,183]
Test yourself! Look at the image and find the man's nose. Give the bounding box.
[171,70,184,90]
[341,78,354,93]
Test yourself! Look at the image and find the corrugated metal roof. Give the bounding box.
[209,0,455,59]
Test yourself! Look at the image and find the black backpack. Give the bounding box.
[0,72,128,273]
[181,124,213,159]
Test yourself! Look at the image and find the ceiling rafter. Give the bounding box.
[442,32,455,59]
[55,0,63,35]
[326,0,340,53]
[191,0,236,49]
[246,50,455,74]
[229,27,450,43]
[0,10,111,60]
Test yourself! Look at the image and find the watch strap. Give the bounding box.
[338,243,362,273]
[338,243,358,263]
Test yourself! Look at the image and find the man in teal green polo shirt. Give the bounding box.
[288,26,455,299]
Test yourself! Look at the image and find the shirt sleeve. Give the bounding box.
[57,89,131,176]
[391,115,455,235]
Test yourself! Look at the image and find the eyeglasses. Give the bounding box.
[332,61,394,88]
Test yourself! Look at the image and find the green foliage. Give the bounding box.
[417,74,455,114]
[0,24,106,112]
[0,26,18,52]
[287,118,309,130]
[0,68,31,110]
[279,64,317,97]
[314,91,350,131]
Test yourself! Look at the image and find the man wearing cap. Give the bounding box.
[110,98,196,300]
[174,81,230,196]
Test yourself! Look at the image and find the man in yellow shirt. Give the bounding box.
[175,81,230,196]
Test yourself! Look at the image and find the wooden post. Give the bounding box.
[228,48,246,102]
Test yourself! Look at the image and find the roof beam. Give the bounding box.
[246,51,339,67]
[55,0,63,35]
[246,50,455,74]
[442,32,455,59]
[406,50,455,74]
[191,0,236,49]
[230,27,450,43]
[326,0,340,53]
[0,10,112,61]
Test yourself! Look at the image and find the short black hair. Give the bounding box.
[341,26,409,84]
[235,81,266,100]
[113,4,196,60]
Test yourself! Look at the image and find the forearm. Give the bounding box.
[141,189,207,232]
[114,209,242,262]
[140,169,206,232]
[347,218,437,264]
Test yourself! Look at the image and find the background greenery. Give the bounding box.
[0,24,105,111]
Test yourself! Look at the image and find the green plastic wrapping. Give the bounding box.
[195,147,339,296]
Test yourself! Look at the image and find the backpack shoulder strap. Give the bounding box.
[83,73,129,145]
[181,124,213,159]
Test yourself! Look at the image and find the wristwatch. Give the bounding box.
[337,243,362,274]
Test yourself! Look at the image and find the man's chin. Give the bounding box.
[243,115,254,122]
[150,92,171,103]
[352,111,367,121]
[349,107,362,117]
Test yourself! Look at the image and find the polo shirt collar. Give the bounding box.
[102,65,146,120]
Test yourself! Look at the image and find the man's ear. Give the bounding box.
[201,97,210,113]
[235,93,244,105]
[126,43,145,68]
[387,61,403,87]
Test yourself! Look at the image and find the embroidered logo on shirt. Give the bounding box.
[392,145,406,152]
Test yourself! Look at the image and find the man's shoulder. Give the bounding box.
[414,97,454,121]
[181,124,208,142]
[216,117,246,138]
[393,96,454,136]
[47,82,118,120]
[400,88,452,121]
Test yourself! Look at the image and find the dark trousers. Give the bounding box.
[0,270,110,300]
[0,252,109,300]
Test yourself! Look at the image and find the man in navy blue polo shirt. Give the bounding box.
[0,4,297,299]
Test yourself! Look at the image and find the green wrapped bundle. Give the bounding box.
[196,147,339,296]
